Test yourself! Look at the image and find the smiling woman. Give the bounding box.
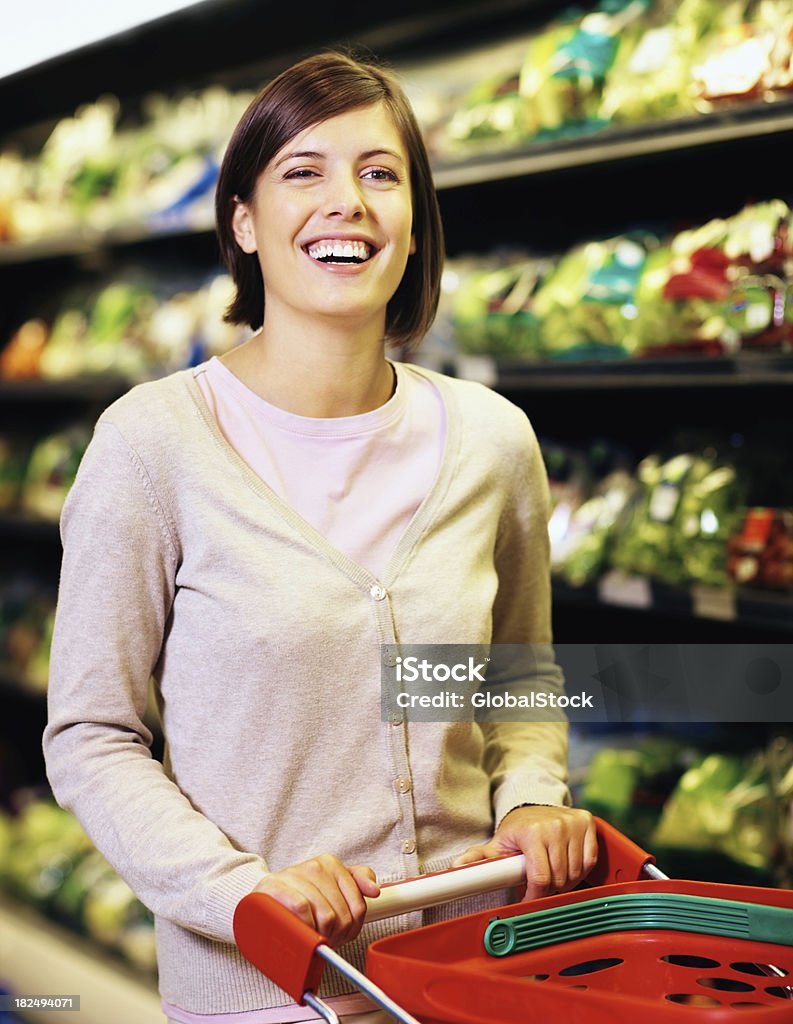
[224,101,418,401]
[215,52,443,350]
[43,47,595,1024]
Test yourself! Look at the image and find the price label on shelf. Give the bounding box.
[597,571,653,609]
[454,355,497,387]
[691,584,737,621]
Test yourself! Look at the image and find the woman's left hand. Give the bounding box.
[452,805,598,900]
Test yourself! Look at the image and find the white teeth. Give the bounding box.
[307,240,372,261]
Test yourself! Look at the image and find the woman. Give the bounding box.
[44,50,596,1023]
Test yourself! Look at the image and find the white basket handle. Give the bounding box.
[364,854,526,922]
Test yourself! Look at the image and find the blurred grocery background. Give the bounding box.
[2,0,793,1020]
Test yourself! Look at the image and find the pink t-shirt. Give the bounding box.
[167,356,444,1023]
[193,357,445,579]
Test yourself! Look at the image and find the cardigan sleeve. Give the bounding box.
[43,418,268,944]
[480,410,571,824]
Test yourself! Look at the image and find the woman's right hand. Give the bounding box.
[250,854,380,946]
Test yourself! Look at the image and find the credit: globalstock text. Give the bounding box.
[395,690,594,709]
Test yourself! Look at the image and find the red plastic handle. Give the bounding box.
[587,814,655,886]
[233,891,326,1004]
[233,816,655,1000]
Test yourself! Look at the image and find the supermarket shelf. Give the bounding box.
[431,97,793,188]
[0,668,47,700]
[3,99,793,265]
[2,354,792,406]
[0,375,130,403]
[0,212,215,266]
[442,351,793,390]
[553,572,793,632]
[0,509,61,540]
[5,354,793,404]
[0,897,162,1024]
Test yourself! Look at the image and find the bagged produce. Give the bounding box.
[35,96,124,234]
[581,735,689,846]
[0,793,157,971]
[655,244,735,353]
[451,254,551,357]
[27,270,246,382]
[600,0,736,123]
[0,796,92,907]
[534,232,658,358]
[609,452,697,583]
[0,84,252,243]
[116,86,250,226]
[555,468,641,586]
[38,280,156,380]
[677,456,746,586]
[518,0,649,140]
[652,750,780,874]
[727,507,793,590]
[21,425,92,521]
[690,0,793,106]
[635,198,792,354]
[443,67,532,151]
[609,448,747,586]
[726,275,793,348]
[0,319,49,379]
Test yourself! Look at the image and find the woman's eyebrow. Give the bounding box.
[359,148,406,164]
[274,149,323,167]
[274,147,406,167]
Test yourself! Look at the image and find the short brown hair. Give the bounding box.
[215,50,444,350]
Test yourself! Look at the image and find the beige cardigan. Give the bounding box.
[43,362,570,1013]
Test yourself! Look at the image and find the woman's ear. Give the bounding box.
[409,233,417,256]
[231,196,258,254]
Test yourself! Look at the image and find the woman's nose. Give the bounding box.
[322,173,365,220]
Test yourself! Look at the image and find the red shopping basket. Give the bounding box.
[234,817,793,1023]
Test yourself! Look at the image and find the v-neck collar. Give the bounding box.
[206,355,407,438]
[185,361,461,592]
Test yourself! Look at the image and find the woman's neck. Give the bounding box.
[221,317,396,418]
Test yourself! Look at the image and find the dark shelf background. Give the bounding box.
[0,0,562,137]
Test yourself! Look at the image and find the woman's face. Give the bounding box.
[233,101,416,334]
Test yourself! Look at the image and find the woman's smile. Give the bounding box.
[304,237,376,264]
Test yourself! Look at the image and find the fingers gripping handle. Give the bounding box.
[233,893,424,1024]
[364,816,656,921]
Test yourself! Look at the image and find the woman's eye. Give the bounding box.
[364,167,400,183]
[284,168,318,179]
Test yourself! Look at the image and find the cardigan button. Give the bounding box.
[401,838,416,854]
[395,777,412,794]
[370,584,387,601]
